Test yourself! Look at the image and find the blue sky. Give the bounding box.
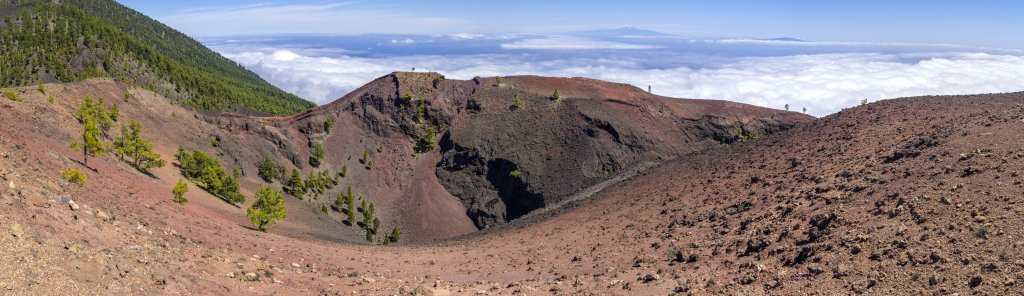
[118,0,1024,49]
[114,1,1024,116]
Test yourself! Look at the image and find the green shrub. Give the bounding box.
[61,168,87,185]
[415,99,426,122]
[324,117,334,134]
[551,89,560,101]
[172,180,189,203]
[512,95,524,110]
[974,226,989,238]
[4,91,20,102]
[415,126,438,153]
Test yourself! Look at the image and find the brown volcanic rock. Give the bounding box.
[235,72,810,233]
[434,75,809,228]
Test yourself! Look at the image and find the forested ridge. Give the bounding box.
[0,0,314,115]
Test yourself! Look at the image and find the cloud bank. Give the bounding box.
[500,36,663,50]
[220,49,1024,116]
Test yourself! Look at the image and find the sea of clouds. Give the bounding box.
[210,38,1024,116]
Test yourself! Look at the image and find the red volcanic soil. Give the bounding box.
[7,77,1019,295]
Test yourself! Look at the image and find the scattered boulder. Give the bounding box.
[969,276,983,288]
[95,210,112,222]
[10,223,24,238]
[641,274,660,283]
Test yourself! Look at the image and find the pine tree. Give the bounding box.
[334,192,345,211]
[76,96,115,135]
[77,113,105,168]
[108,103,119,122]
[113,119,165,172]
[387,227,402,244]
[305,170,316,195]
[310,143,325,167]
[247,185,287,232]
[172,180,189,203]
[363,202,376,232]
[257,156,278,182]
[346,193,356,224]
[286,168,303,196]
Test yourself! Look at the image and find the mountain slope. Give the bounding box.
[2,77,1021,294]
[0,0,313,115]
[0,72,810,246]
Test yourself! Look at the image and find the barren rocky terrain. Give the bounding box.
[2,76,1022,295]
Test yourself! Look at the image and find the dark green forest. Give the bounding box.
[0,0,314,115]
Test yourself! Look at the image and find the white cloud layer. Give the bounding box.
[220,49,1024,116]
[713,39,1023,54]
[500,36,662,50]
